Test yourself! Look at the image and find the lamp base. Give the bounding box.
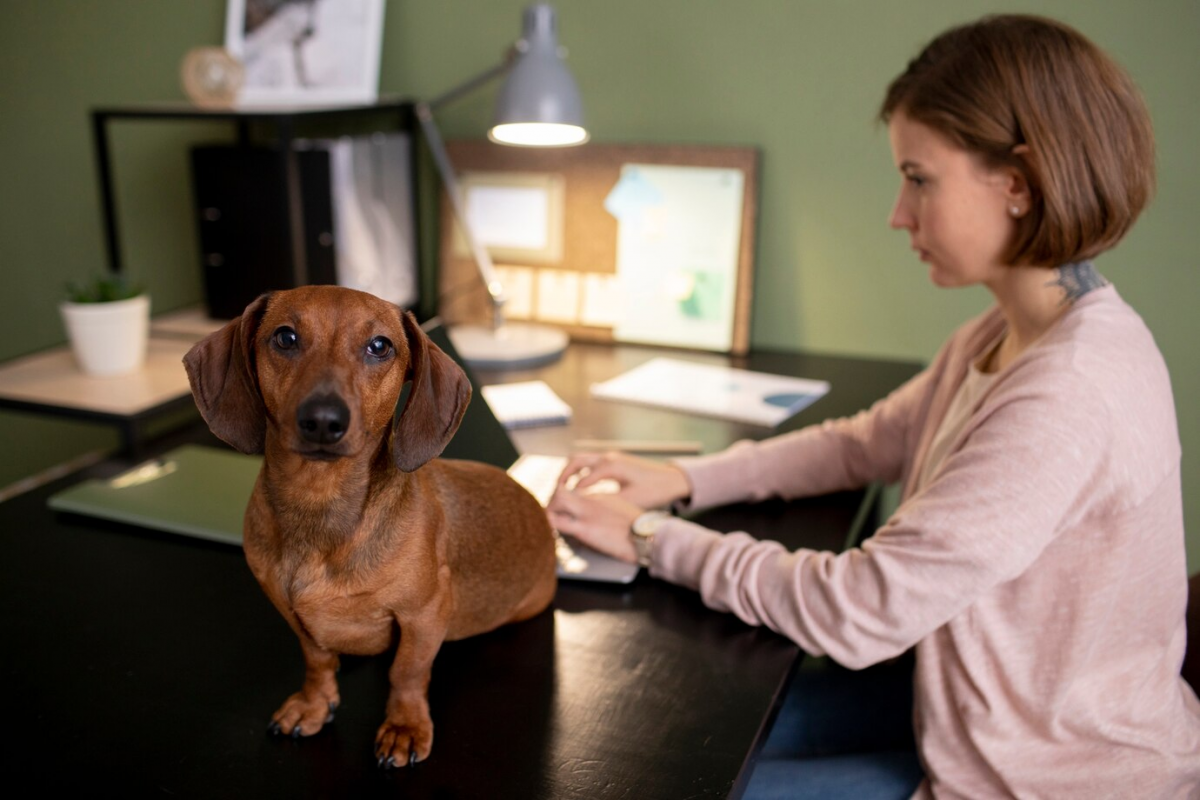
[446,322,568,370]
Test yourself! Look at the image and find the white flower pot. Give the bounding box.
[59,294,151,377]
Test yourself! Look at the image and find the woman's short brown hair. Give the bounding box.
[880,14,1155,266]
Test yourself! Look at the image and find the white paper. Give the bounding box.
[323,135,420,308]
[590,358,830,428]
[480,380,572,429]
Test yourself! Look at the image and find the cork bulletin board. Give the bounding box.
[438,141,759,355]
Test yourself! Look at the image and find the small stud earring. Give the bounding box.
[1010,205,1021,217]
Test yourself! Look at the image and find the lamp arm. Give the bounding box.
[426,47,518,111]
[416,102,506,328]
[416,49,520,330]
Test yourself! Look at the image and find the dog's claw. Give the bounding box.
[325,713,335,724]
[374,744,417,769]
[328,700,339,711]
[291,726,302,739]
[268,721,282,735]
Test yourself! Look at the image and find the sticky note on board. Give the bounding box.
[604,167,665,220]
[536,269,581,323]
[580,272,622,327]
[494,265,535,320]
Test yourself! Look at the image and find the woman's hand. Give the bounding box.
[555,451,692,510]
[546,488,644,563]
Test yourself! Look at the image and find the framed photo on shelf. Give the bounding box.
[224,0,385,107]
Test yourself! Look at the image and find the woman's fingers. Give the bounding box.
[546,488,642,563]
[573,465,621,491]
[547,485,582,516]
[547,507,578,535]
[556,452,632,491]
[555,453,605,489]
[547,492,601,548]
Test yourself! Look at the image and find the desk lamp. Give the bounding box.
[416,2,588,369]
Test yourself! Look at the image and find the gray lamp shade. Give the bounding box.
[490,4,588,146]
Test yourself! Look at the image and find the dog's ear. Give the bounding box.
[391,311,471,472]
[183,293,271,454]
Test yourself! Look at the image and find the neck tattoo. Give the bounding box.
[1046,261,1108,305]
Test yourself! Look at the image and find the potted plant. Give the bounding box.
[60,274,150,376]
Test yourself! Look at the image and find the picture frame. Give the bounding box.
[452,171,566,265]
[224,0,386,107]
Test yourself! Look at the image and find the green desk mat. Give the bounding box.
[48,445,261,546]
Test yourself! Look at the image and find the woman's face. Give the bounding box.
[887,111,1023,288]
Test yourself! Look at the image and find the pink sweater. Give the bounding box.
[653,286,1200,798]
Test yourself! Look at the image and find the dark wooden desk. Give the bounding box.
[0,342,920,798]
[475,341,921,458]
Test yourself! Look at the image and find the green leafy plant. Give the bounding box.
[64,274,145,304]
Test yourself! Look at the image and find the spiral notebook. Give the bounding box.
[480,380,573,430]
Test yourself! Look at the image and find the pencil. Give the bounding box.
[572,439,703,455]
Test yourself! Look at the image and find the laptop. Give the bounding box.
[48,319,639,584]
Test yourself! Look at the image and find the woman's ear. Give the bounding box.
[1002,144,1034,217]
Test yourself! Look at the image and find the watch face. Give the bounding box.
[633,510,668,536]
[632,513,662,568]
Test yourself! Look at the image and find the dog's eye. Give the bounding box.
[273,327,298,350]
[366,336,393,358]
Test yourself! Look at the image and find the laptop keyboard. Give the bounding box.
[507,454,630,579]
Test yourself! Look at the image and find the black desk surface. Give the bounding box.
[0,342,920,798]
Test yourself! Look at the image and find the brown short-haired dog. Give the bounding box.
[183,286,557,768]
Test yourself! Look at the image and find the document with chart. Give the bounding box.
[590,357,829,427]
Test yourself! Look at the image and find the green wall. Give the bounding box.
[3,1,1197,570]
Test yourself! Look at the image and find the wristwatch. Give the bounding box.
[631,510,671,568]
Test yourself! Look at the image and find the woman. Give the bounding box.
[548,14,1200,799]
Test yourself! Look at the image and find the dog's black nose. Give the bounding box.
[297,393,350,445]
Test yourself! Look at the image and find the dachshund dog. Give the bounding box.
[183,286,557,768]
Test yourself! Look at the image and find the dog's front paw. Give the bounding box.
[375,717,433,768]
[268,690,340,738]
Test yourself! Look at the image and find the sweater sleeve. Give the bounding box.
[652,369,1111,669]
[673,363,936,511]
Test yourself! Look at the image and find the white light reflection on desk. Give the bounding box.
[108,458,178,489]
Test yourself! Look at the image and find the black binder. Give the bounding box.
[189,145,336,319]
